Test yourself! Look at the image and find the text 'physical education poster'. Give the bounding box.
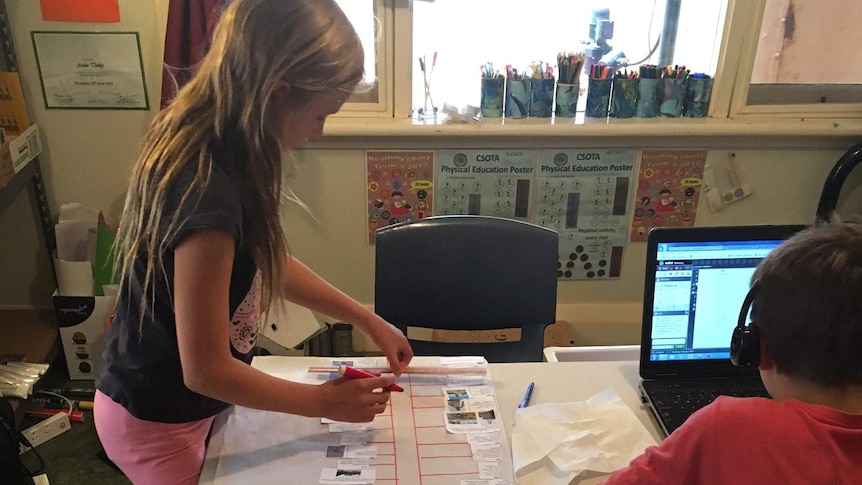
[630,150,707,242]
[536,149,636,280]
[366,151,435,244]
[436,150,534,219]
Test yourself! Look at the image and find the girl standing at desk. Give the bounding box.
[93,1,413,483]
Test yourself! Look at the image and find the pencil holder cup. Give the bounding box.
[660,78,687,117]
[635,78,661,118]
[585,78,612,118]
[529,78,555,118]
[555,83,579,118]
[610,77,638,118]
[683,77,713,118]
[480,77,505,118]
[331,322,354,357]
[505,79,531,119]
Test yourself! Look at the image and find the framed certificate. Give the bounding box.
[31,31,149,110]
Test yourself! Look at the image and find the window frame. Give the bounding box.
[335,0,393,117]
[340,0,862,121]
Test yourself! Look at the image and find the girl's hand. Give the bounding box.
[316,375,394,423]
[365,316,414,376]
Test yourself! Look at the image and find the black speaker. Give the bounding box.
[816,139,862,223]
[730,282,761,368]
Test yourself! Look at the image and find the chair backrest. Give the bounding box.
[375,215,559,362]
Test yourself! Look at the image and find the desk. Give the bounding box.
[200,357,662,484]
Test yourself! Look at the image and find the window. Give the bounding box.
[334,0,390,114]
[735,0,862,114]
[412,0,726,113]
[336,0,862,120]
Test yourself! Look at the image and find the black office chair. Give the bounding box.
[816,139,862,223]
[374,215,559,362]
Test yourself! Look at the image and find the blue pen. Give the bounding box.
[518,381,534,409]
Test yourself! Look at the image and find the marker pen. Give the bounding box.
[25,408,86,423]
[339,365,404,392]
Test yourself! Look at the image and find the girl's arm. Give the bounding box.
[278,256,414,374]
[173,228,393,422]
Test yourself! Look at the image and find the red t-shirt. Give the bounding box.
[603,396,862,485]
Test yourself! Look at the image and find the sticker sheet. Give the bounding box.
[630,150,707,242]
[366,151,435,244]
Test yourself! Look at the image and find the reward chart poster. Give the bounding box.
[630,150,706,242]
[535,149,636,280]
[366,151,435,244]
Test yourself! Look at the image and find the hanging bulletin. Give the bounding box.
[630,150,707,242]
[535,149,636,280]
[436,149,534,219]
[366,151,435,244]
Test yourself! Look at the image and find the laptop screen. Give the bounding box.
[649,239,784,362]
[640,225,808,379]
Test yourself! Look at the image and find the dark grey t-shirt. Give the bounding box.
[96,162,261,423]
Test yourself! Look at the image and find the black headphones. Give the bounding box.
[730,281,761,368]
[815,139,862,223]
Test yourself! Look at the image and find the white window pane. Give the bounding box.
[749,0,862,105]
[335,0,379,104]
[413,0,725,113]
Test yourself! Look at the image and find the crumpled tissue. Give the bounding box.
[439,102,481,123]
[511,389,657,485]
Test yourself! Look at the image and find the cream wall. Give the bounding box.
[283,145,842,306]
[0,0,168,308]
[2,2,862,346]
[282,143,860,348]
[7,0,169,217]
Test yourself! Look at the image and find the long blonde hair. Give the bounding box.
[116,0,364,330]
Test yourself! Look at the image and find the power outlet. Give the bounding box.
[19,412,71,452]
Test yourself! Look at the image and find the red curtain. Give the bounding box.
[160,0,226,108]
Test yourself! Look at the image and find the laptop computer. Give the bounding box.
[638,224,808,436]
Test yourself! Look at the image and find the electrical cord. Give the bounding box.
[1,406,45,477]
[628,35,661,67]
[627,0,661,67]
[35,390,73,414]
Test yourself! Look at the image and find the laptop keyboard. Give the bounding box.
[643,380,770,434]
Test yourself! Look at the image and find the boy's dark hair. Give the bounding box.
[752,223,862,387]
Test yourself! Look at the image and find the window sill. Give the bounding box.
[311,115,862,149]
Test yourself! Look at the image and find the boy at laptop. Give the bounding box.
[604,223,862,484]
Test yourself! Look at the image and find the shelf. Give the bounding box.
[0,308,60,418]
[0,0,56,423]
[0,308,59,362]
[0,156,36,215]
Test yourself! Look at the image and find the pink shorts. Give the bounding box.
[94,390,215,485]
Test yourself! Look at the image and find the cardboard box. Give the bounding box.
[543,321,575,347]
[0,72,31,138]
[0,123,43,191]
[53,292,112,380]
